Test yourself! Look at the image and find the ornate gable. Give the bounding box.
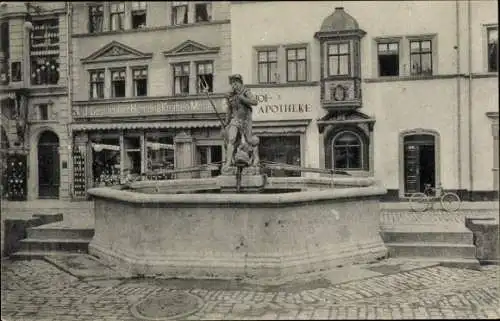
[81,41,153,64]
[163,40,220,57]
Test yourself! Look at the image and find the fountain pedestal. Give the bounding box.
[217,166,266,193]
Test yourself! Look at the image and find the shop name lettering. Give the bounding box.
[81,101,214,117]
[254,94,312,114]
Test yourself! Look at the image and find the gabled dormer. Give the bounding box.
[314,7,366,112]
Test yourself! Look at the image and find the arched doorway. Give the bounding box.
[38,131,60,198]
[403,133,437,195]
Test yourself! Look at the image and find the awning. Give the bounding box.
[71,120,222,131]
[92,143,120,152]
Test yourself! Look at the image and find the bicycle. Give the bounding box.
[409,183,461,212]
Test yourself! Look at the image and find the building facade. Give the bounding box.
[231,0,498,200]
[1,2,71,200]
[69,1,231,199]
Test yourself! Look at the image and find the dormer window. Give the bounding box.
[327,43,350,76]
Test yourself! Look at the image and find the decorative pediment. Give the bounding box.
[317,111,375,133]
[163,40,220,57]
[81,41,153,64]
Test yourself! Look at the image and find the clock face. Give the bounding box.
[333,85,346,101]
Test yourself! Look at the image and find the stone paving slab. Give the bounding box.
[2,257,499,320]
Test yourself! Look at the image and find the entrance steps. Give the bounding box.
[381,225,480,270]
[10,224,94,260]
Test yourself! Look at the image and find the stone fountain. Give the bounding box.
[86,74,387,281]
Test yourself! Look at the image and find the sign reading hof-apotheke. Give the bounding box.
[251,86,318,121]
[72,96,227,119]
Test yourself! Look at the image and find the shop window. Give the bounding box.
[259,136,301,177]
[88,4,103,33]
[328,43,350,76]
[410,39,433,76]
[172,2,188,25]
[332,131,363,170]
[111,69,126,98]
[377,42,399,76]
[133,67,148,97]
[487,27,498,72]
[132,1,147,29]
[197,61,213,93]
[89,69,105,99]
[38,104,49,120]
[286,48,307,82]
[123,135,141,177]
[110,2,125,31]
[257,49,278,84]
[11,62,21,82]
[195,2,211,22]
[196,145,222,177]
[173,63,190,95]
[146,134,175,179]
[92,137,121,186]
[30,19,60,85]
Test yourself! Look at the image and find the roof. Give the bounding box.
[319,7,359,32]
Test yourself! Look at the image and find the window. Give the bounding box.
[172,2,188,25]
[11,62,21,82]
[259,136,301,177]
[132,1,147,29]
[487,27,498,72]
[195,2,211,22]
[110,2,125,31]
[197,62,213,93]
[88,4,103,33]
[328,43,350,76]
[38,104,48,120]
[111,69,126,98]
[286,48,307,82]
[173,63,190,95]
[410,39,432,76]
[133,67,148,97]
[332,131,362,170]
[89,70,105,99]
[30,19,60,85]
[377,42,399,76]
[257,50,278,84]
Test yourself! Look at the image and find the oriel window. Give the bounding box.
[173,63,190,95]
[327,43,349,76]
[88,4,103,33]
[257,50,278,84]
[286,48,307,82]
[89,70,105,99]
[111,69,126,98]
[131,1,147,29]
[133,68,148,97]
[197,62,213,93]
[110,2,125,31]
[172,2,188,25]
[195,2,211,22]
[377,42,399,76]
[410,40,432,76]
[487,27,498,72]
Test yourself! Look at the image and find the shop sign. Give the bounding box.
[73,97,227,118]
[251,87,317,121]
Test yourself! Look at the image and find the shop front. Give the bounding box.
[249,85,321,177]
[70,95,227,199]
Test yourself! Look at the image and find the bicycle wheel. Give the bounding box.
[409,193,430,212]
[441,192,461,212]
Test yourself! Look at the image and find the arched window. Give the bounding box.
[332,131,363,170]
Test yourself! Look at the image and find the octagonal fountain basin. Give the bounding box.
[87,176,387,281]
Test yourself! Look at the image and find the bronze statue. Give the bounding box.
[222,74,260,173]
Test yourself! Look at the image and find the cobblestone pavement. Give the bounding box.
[1,259,499,320]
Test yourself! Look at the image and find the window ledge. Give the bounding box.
[247,81,319,88]
[364,74,456,83]
[73,20,231,38]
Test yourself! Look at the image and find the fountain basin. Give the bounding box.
[87,177,387,280]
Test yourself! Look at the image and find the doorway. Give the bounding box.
[403,134,436,195]
[38,131,60,198]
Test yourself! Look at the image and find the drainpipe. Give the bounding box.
[467,0,473,200]
[455,0,462,192]
[66,1,73,198]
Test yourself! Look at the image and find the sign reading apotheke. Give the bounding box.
[251,87,317,121]
[72,97,227,118]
